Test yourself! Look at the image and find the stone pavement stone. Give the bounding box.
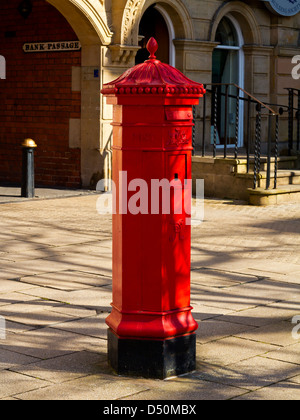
[0,185,99,204]
[121,376,247,401]
[194,355,299,392]
[14,371,151,401]
[264,342,300,365]
[0,194,299,400]
[0,370,51,399]
[0,348,40,371]
[11,350,106,384]
[234,380,300,400]
[196,336,279,366]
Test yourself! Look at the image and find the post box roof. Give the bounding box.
[101,38,205,97]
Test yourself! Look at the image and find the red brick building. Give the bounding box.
[0,0,81,188]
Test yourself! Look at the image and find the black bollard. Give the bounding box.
[21,139,37,198]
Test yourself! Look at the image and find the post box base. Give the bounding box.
[107,328,196,379]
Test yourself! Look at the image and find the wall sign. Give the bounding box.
[23,41,81,53]
[263,0,300,16]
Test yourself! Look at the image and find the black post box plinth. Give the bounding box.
[21,139,37,198]
[107,328,196,380]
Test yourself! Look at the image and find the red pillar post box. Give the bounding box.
[101,38,205,379]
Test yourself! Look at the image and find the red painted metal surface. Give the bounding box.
[102,38,205,340]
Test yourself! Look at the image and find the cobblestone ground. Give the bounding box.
[0,194,299,400]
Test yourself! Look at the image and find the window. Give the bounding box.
[212,15,244,148]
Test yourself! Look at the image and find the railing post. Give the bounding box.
[192,105,196,156]
[202,84,207,157]
[266,114,272,190]
[274,115,279,189]
[288,88,294,154]
[224,85,229,158]
[253,104,262,189]
[247,96,251,173]
[213,86,218,158]
[297,91,300,152]
[257,105,262,178]
[235,86,240,159]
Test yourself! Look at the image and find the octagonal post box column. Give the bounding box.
[101,38,206,379]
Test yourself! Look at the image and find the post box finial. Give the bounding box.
[147,37,158,60]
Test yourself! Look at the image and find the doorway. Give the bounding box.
[212,15,244,149]
[135,5,174,65]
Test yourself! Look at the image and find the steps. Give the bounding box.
[239,156,300,205]
[237,156,298,173]
[192,154,300,205]
[236,169,300,189]
[235,156,298,174]
[248,184,300,206]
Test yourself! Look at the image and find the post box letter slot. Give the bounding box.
[165,108,193,121]
[169,154,187,183]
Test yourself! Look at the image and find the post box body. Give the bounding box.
[107,99,197,336]
[102,40,205,378]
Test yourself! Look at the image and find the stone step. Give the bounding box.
[235,156,298,173]
[236,170,300,189]
[248,184,300,206]
[192,155,300,205]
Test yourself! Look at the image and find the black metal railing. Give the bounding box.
[193,83,300,190]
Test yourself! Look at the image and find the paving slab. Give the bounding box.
[0,370,50,399]
[0,279,38,293]
[191,286,275,312]
[11,350,106,384]
[263,342,300,365]
[234,380,300,400]
[289,375,300,384]
[18,285,112,310]
[0,348,40,371]
[15,373,151,401]
[0,326,107,360]
[195,319,256,344]
[196,336,279,366]
[218,302,300,328]
[120,377,247,401]
[0,186,100,204]
[194,356,299,391]
[235,320,299,346]
[191,303,234,321]
[52,313,108,339]
[21,270,111,291]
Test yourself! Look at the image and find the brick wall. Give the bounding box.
[0,0,81,188]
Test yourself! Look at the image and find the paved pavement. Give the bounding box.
[0,185,99,203]
[0,188,299,400]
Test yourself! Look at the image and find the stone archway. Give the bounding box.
[135,5,173,65]
[46,0,113,187]
[47,0,112,46]
[209,1,262,46]
[119,0,194,47]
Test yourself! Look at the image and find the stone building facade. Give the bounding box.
[0,0,299,188]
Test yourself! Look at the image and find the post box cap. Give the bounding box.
[22,139,37,148]
[102,38,205,98]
